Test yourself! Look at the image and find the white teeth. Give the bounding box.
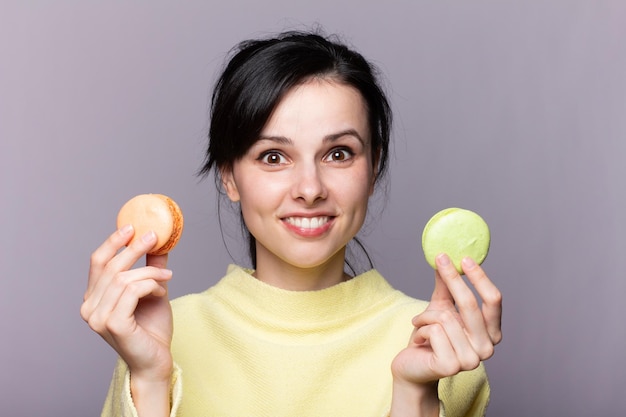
[286,216,329,229]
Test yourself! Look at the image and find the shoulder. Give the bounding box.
[350,270,430,331]
[170,290,210,312]
[361,269,430,311]
[169,264,251,317]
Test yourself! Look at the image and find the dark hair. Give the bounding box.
[199,30,392,271]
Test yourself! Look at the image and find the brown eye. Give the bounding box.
[260,151,286,165]
[332,151,346,161]
[325,148,353,162]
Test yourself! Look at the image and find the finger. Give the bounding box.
[436,253,494,358]
[105,230,159,275]
[412,324,461,377]
[85,230,159,312]
[412,310,481,370]
[429,264,454,305]
[105,278,169,338]
[101,267,172,318]
[91,277,170,357]
[87,225,135,294]
[462,257,503,345]
[434,253,476,311]
[82,266,172,328]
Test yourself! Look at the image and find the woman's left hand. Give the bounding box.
[391,253,502,387]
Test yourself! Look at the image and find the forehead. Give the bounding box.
[260,78,370,142]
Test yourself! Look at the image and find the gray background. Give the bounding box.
[2,1,625,416]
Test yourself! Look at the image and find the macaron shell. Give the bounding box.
[421,208,490,274]
[153,196,184,255]
[116,194,180,255]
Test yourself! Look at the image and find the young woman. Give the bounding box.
[81,31,502,417]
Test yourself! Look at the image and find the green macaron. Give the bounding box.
[421,208,490,274]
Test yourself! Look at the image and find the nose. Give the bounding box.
[291,162,328,205]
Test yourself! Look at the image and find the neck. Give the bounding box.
[253,246,350,291]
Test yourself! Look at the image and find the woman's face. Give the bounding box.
[222,79,376,275]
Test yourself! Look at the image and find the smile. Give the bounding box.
[284,216,330,229]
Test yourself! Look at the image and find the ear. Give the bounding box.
[220,166,241,202]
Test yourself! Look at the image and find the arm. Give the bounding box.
[389,380,441,417]
[130,375,171,417]
[390,254,502,417]
[100,359,183,417]
[81,225,175,417]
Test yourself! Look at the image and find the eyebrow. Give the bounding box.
[258,129,366,146]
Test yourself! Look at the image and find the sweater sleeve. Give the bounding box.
[438,363,490,417]
[100,358,183,417]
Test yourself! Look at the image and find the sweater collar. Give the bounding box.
[212,264,401,329]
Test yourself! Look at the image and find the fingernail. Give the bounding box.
[462,257,476,269]
[436,253,451,266]
[120,224,133,235]
[142,231,156,243]
[161,269,173,278]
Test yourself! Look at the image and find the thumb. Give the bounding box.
[429,255,454,305]
[146,253,169,269]
[146,253,171,295]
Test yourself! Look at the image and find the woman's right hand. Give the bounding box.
[80,224,174,384]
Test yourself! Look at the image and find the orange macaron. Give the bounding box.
[116,194,184,255]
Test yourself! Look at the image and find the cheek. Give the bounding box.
[237,176,286,219]
[333,170,374,211]
[238,185,263,216]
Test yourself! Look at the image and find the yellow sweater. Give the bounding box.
[102,265,490,417]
